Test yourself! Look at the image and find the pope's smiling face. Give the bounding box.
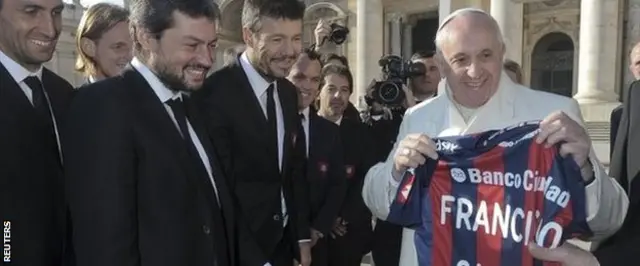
[437,12,505,108]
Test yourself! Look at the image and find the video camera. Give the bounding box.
[367,55,425,108]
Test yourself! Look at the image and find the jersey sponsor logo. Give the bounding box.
[435,139,459,153]
[496,128,540,148]
[449,167,570,208]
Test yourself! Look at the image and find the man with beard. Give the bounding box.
[74,2,131,85]
[286,49,347,266]
[363,8,627,266]
[195,0,310,265]
[63,1,236,266]
[408,51,440,103]
[0,0,75,265]
[317,64,376,265]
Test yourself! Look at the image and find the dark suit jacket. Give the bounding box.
[306,111,347,235]
[596,80,640,265]
[338,118,375,225]
[343,102,361,123]
[0,63,74,266]
[63,67,236,266]
[609,105,622,159]
[195,57,310,265]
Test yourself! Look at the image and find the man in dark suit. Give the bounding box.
[63,1,235,266]
[610,41,640,157]
[286,49,347,266]
[195,1,310,265]
[317,64,376,265]
[0,0,74,265]
[596,80,640,265]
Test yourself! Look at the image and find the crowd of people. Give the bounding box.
[0,0,637,265]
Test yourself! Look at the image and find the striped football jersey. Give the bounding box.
[387,121,592,266]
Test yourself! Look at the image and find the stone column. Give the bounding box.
[490,0,523,64]
[403,23,413,59]
[388,13,404,56]
[355,0,384,108]
[574,0,622,105]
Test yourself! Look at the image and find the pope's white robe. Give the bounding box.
[362,72,629,266]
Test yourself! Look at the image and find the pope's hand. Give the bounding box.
[536,111,594,181]
[529,242,599,266]
[392,134,438,181]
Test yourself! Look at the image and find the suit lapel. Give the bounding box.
[0,61,37,116]
[279,80,296,176]
[308,111,319,160]
[185,97,235,228]
[229,57,270,129]
[125,66,202,182]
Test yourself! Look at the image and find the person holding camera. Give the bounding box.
[363,72,417,266]
[313,19,361,123]
[408,51,441,103]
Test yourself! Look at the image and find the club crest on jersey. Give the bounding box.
[345,165,355,178]
[318,162,328,174]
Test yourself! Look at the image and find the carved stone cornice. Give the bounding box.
[529,16,573,35]
[386,12,406,23]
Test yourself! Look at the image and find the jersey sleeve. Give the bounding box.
[386,159,438,229]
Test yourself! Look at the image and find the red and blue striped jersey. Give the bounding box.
[387,121,592,266]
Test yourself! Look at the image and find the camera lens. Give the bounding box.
[377,82,402,104]
[407,62,426,77]
[329,24,349,45]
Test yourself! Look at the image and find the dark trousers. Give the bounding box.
[371,219,402,266]
[269,226,294,266]
[310,238,329,266]
[327,221,373,266]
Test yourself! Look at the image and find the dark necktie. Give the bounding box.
[266,84,279,166]
[24,76,59,161]
[165,97,229,265]
[298,113,307,157]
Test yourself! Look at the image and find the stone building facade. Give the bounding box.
[55,0,640,163]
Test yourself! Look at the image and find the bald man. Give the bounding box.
[362,8,627,266]
[610,42,640,157]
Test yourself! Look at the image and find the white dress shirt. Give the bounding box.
[0,49,61,159]
[239,52,289,225]
[131,57,220,204]
[300,107,310,157]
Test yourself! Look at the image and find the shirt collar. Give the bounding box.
[300,107,310,120]
[0,49,43,83]
[239,51,274,96]
[336,116,343,125]
[131,57,182,103]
